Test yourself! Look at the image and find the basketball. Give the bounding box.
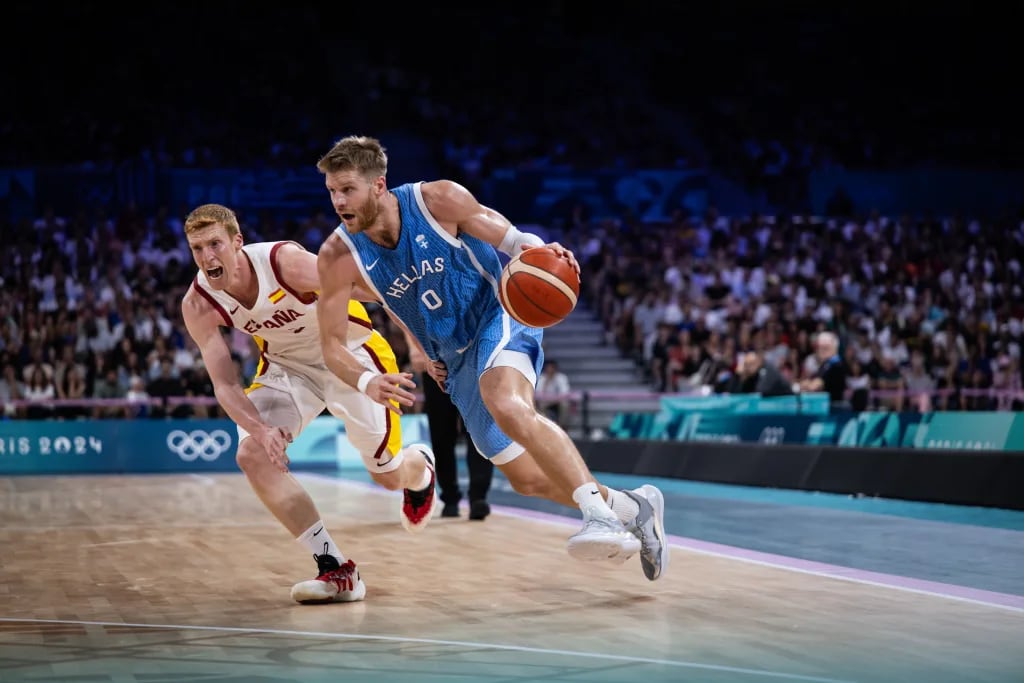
[498,247,580,328]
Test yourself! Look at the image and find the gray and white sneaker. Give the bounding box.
[567,506,641,562]
[624,485,668,580]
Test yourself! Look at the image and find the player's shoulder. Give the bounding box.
[420,178,469,201]
[419,179,475,215]
[266,239,310,263]
[246,239,305,256]
[180,279,212,318]
[317,231,352,262]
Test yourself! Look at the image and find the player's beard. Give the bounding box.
[355,194,382,233]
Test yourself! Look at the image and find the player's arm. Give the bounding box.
[274,240,379,303]
[181,288,292,470]
[274,242,319,294]
[420,179,579,274]
[316,234,416,411]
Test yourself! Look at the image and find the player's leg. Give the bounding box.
[481,368,665,576]
[465,320,666,576]
[326,334,437,532]
[238,369,364,602]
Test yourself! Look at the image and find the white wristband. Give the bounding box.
[356,370,377,394]
[497,225,545,256]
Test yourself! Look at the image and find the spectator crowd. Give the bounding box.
[3,199,1023,421]
[571,206,1024,413]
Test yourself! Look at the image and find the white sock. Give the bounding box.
[297,520,345,562]
[606,488,640,525]
[399,445,434,491]
[572,483,616,519]
[411,457,433,490]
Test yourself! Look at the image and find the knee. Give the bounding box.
[485,394,537,439]
[235,437,265,474]
[507,471,549,498]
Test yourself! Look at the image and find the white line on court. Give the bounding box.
[0,617,857,683]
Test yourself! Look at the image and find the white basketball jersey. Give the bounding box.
[192,241,372,373]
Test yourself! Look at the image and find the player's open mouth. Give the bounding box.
[207,266,224,279]
[341,213,355,222]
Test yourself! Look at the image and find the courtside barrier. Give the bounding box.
[0,413,431,476]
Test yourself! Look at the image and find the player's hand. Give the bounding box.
[256,425,293,472]
[366,372,417,413]
[538,241,580,277]
[427,359,448,383]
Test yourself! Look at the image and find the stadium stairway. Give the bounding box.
[540,300,661,437]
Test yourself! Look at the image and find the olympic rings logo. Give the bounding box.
[166,429,232,462]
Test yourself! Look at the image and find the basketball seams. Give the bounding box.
[507,262,579,305]
[510,276,564,326]
[498,247,580,328]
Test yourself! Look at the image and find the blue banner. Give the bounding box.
[658,393,830,416]
[608,408,1024,452]
[0,419,238,474]
[0,414,434,475]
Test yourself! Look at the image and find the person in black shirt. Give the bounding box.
[799,331,848,408]
[732,351,793,397]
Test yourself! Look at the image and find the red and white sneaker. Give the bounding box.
[290,554,366,604]
[401,446,436,533]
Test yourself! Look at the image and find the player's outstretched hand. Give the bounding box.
[367,372,417,413]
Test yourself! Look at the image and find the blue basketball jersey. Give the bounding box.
[334,181,544,459]
[335,182,508,362]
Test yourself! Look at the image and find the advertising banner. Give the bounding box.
[0,414,433,475]
[609,408,1024,452]
[0,419,238,474]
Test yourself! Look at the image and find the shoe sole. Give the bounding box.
[566,531,641,563]
[641,484,669,580]
[401,450,436,533]
[291,579,367,604]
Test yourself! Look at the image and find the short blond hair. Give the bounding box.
[184,203,240,237]
[316,135,388,178]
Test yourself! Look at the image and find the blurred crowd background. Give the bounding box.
[1,3,1021,419]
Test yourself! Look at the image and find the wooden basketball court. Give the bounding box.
[1,472,1021,683]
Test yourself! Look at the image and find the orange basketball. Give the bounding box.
[498,247,580,328]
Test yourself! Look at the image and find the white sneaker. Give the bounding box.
[291,555,366,604]
[566,506,641,562]
[624,485,669,581]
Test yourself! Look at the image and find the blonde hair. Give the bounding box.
[316,135,388,178]
[184,203,240,237]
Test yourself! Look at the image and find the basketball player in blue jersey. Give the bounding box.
[180,203,440,604]
[314,136,668,581]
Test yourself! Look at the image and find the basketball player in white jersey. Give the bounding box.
[180,203,437,604]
